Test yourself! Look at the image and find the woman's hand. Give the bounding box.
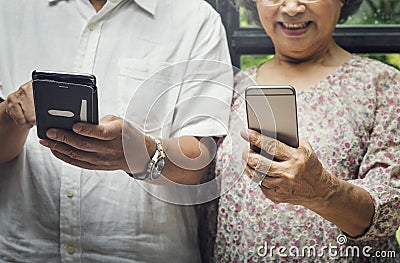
[241,129,374,237]
[241,129,338,208]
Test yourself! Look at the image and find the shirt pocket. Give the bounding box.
[117,58,182,137]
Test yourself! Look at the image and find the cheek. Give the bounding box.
[331,2,343,23]
[257,9,274,35]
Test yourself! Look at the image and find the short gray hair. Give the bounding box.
[239,0,364,25]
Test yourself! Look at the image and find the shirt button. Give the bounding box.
[67,245,76,255]
[88,23,95,31]
[66,189,74,198]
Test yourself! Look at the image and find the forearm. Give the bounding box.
[307,170,375,237]
[125,134,212,185]
[161,136,212,185]
[0,100,29,163]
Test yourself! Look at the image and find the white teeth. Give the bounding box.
[282,22,308,29]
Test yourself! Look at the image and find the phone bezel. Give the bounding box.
[245,85,299,149]
[32,70,96,88]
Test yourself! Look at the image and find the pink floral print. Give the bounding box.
[214,56,400,262]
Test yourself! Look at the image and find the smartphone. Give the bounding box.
[32,70,99,139]
[245,85,299,152]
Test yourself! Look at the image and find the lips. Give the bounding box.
[280,22,311,30]
[278,21,311,36]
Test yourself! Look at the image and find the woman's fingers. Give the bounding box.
[244,150,281,177]
[241,129,294,161]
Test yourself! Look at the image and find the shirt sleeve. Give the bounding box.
[348,67,400,241]
[169,5,233,138]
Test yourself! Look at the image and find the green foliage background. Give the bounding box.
[397,228,400,246]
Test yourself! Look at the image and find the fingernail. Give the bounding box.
[73,124,82,132]
[241,150,248,161]
[39,139,49,147]
[46,130,56,138]
[240,129,249,140]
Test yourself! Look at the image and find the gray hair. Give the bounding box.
[238,0,364,25]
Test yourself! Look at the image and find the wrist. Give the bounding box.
[145,135,157,159]
[126,136,166,181]
[124,135,156,174]
[0,100,32,131]
[0,101,13,126]
[305,169,341,211]
[305,172,375,237]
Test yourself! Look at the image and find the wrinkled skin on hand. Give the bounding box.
[5,81,36,129]
[242,129,338,208]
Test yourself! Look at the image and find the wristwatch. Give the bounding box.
[127,137,166,181]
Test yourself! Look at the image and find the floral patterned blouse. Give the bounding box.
[214,55,400,262]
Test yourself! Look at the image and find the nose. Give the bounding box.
[281,0,306,16]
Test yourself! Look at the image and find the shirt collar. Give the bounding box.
[48,0,158,16]
[134,0,158,15]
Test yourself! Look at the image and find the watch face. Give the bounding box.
[151,158,165,179]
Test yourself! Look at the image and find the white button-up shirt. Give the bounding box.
[0,0,232,262]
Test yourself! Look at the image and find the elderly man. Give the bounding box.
[0,0,232,262]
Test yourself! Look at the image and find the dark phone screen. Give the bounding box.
[246,86,299,153]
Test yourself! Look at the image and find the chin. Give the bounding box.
[278,49,315,62]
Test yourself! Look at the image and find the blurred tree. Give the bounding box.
[348,0,400,69]
[360,0,400,24]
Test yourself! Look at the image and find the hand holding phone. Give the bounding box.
[32,70,99,139]
[245,85,299,150]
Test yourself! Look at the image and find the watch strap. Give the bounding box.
[126,137,165,181]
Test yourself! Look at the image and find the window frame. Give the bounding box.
[207,0,400,68]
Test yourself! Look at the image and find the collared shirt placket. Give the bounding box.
[59,2,121,262]
[73,1,119,73]
[60,163,83,262]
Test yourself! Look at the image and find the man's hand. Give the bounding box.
[0,81,35,163]
[39,114,213,185]
[5,81,36,129]
[39,115,133,171]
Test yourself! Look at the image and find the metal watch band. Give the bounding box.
[126,137,165,181]
[146,137,165,180]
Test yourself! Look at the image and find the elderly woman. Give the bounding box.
[214,0,400,262]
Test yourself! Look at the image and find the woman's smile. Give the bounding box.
[278,21,312,36]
